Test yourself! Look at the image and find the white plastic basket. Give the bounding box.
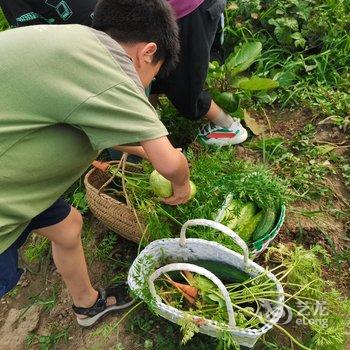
[128,219,284,348]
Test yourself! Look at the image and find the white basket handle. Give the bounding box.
[180,219,249,268]
[148,262,236,328]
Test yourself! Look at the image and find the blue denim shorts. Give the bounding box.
[0,198,71,298]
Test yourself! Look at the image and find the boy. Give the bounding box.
[0,0,190,327]
[1,0,247,147]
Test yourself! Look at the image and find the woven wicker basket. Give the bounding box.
[84,155,145,243]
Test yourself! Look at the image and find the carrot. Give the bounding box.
[92,161,110,172]
[173,281,198,299]
[165,275,198,304]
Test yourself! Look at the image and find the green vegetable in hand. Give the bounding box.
[149,170,196,199]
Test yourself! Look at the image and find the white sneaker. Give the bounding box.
[198,119,248,146]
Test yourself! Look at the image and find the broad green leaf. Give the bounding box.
[212,91,240,114]
[291,32,306,48]
[274,70,296,87]
[193,275,216,292]
[207,294,225,307]
[225,42,262,76]
[255,91,278,104]
[237,77,279,91]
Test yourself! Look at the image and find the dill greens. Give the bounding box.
[128,147,290,251]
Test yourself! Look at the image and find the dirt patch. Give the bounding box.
[283,201,348,249]
[267,108,318,140]
[0,305,41,350]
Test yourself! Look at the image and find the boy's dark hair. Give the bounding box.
[92,0,179,76]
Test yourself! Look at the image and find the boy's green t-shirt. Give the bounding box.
[0,24,168,253]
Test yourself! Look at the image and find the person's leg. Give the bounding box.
[153,4,216,120]
[0,223,35,298]
[35,207,98,309]
[210,13,225,63]
[1,198,131,325]
[34,203,133,327]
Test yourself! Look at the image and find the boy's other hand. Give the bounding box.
[163,181,191,205]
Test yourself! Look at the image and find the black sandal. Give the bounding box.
[72,282,134,327]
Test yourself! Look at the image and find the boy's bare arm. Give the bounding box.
[141,136,190,205]
[114,145,183,160]
[114,145,147,158]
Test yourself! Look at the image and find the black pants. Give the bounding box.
[151,0,226,121]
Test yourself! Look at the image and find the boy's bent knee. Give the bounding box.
[57,208,83,248]
[37,207,83,248]
[68,207,83,231]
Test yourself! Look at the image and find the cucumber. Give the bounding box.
[252,207,277,241]
[193,260,250,284]
[235,202,257,242]
[167,259,250,284]
[237,210,263,243]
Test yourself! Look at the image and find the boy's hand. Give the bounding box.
[141,136,190,205]
[163,181,191,205]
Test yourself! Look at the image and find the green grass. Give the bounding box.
[24,235,50,263]
[26,327,69,350]
[0,7,9,31]
[246,123,342,201]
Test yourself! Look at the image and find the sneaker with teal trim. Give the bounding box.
[198,120,248,146]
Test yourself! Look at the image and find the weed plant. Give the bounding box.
[246,124,338,201]
[222,0,350,121]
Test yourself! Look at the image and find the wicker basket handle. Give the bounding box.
[180,219,249,268]
[92,154,130,200]
[148,262,236,328]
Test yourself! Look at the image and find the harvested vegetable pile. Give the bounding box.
[155,264,278,328]
[106,147,291,251]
